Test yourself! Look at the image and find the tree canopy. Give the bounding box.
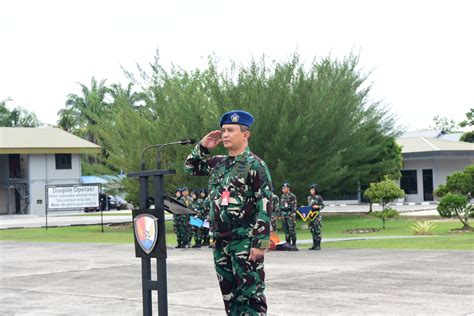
[57,52,402,203]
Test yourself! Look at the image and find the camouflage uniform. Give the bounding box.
[202,194,211,246]
[270,193,280,232]
[191,195,206,247]
[307,194,324,250]
[179,195,193,247]
[173,189,183,248]
[185,144,272,316]
[280,192,297,246]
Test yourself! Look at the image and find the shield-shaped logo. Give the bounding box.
[230,113,240,122]
[134,214,158,254]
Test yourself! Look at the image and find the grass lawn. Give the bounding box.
[1,215,472,250]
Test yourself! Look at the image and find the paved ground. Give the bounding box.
[0,204,439,229]
[1,241,472,315]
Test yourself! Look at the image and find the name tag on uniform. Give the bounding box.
[221,190,230,206]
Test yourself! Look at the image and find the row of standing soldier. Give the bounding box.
[271,182,324,251]
[173,186,211,248]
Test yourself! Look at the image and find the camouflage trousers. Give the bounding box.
[309,220,322,242]
[282,215,297,242]
[214,237,267,316]
[192,223,205,244]
[174,215,191,245]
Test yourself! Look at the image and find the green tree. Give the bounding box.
[364,176,404,228]
[430,115,458,132]
[364,176,405,210]
[438,193,470,230]
[460,108,474,143]
[0,98,42,127]
[459,108,473,128]
[460,131,474,143]
[435,165,473,230]
[66,52,402,204]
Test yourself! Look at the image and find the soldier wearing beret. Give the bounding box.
[185,109,273,315]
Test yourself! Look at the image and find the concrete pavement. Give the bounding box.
[1,241,473,315]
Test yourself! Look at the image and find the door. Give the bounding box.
[9,154,21,178]
[422,169,434,201]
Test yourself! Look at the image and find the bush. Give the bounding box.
[438,193,470,230]
[410,221,437,235]
[364,176,405,211]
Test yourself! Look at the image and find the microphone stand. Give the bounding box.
[129,139,194,316]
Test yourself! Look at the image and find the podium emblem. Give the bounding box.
[134,214,158,254]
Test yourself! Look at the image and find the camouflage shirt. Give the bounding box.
[190,198,204,218]
[180,196,194,208]
[184,144,273,249]
[308,194,324,220]
[271,193,280,217]
[280,192,297,214]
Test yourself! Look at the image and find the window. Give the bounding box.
[400,170,418,194]
[55,154,72,170]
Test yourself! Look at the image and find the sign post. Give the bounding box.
[45,184,100,230]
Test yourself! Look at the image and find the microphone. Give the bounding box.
[141,138,196,170]
[180,139,196,145]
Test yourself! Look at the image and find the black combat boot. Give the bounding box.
[286,237,291,244]
[315,238,321,250]
[192,241,202,248]
[309,240,317,250]
[175,242,182,249]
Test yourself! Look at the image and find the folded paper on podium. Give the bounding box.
[164,196,197,215]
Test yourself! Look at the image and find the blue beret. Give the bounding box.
[220,110,254,128]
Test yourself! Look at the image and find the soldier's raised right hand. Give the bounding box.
[201,130,222,150]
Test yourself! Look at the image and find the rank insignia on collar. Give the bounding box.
[231,114,240,122]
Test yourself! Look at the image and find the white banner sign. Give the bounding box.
[47,185,99,209]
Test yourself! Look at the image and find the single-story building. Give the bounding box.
[397,136,474,203]
[0,127,100,215]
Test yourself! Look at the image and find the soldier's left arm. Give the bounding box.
[292,194,298,213]
[318,196,325,210]
[249,160,273,249]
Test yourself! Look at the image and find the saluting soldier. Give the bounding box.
[184,109,273,315]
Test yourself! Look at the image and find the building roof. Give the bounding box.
[0,127,101,154]
[400,129,443,139]
[397,137,474,158]
[400,129,463,141]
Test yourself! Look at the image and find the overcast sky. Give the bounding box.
[1,0,473,131]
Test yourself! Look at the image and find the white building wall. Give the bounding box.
[28,154,81,216]
[402,157,473,203]
[432,158,474,190]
